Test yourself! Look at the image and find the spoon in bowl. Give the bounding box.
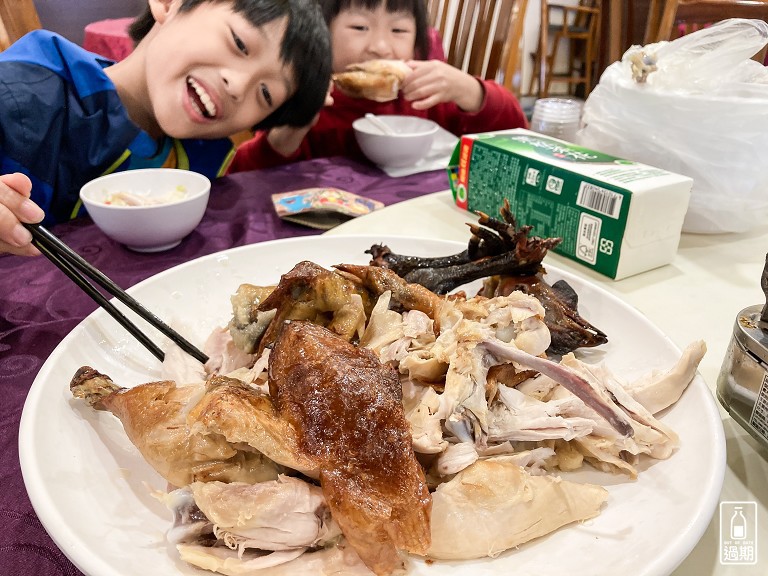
[365,113,397,136]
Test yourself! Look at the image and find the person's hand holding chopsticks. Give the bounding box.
[0,173,44,257]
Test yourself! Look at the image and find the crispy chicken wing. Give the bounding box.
[255,261,372,354]
[69,367,280,487]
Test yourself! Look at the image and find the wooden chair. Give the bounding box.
[529,0,602,99]
[427,0,530,96]
[644,0,666,44]
[0,0,42,51]
[650,0,768,61]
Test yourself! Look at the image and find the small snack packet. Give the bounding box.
[272,188,384,230]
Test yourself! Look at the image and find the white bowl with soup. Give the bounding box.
[80,169,211,252]
[353,115,440,169]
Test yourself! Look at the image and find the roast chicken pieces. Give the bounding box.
[71,319,431,575]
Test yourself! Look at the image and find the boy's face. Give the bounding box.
[143,2,295,139]
[329,4,416,73]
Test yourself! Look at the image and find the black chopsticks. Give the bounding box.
[24,223,208,364]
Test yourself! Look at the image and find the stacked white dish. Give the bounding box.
[529,98,583,142]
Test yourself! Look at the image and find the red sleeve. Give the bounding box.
[429,79,528,136]
[228,131,304,173]
[427,28,446,61]
[474,80,529,130]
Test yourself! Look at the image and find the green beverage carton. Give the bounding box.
[448,129,693,280]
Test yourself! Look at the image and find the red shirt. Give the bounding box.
[229,80,528,172]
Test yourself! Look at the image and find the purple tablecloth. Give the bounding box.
[0,157,449,576]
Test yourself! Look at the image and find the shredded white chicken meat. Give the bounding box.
[140,285,705,575]
[358,290,704,480]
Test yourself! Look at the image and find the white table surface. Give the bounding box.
[325,189,768,575]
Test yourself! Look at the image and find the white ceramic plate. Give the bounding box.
[19,235,725,576]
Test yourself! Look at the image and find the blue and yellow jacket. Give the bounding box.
[0,31,234,226]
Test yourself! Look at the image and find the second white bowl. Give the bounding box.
[80,169,211,252]
[353,115,440,168]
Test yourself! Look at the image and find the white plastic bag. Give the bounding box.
[577,19,768,234]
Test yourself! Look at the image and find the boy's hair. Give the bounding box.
[128,0,331,130]
[317,0,430,59]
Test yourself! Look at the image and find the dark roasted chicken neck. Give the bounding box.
[366,199,607,355]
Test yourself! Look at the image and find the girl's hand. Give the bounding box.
[0,173,44,257]
[267,84,335,157]
[401,60,485,113]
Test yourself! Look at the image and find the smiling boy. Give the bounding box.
[0,0,331,256]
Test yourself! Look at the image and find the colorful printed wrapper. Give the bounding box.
[272,188,384,230]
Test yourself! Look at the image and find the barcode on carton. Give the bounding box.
[577,182,623,219]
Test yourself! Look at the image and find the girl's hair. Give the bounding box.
[317,0,430,59]
[128,0,331,130]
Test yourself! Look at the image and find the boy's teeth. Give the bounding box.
[187,77,217,118]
